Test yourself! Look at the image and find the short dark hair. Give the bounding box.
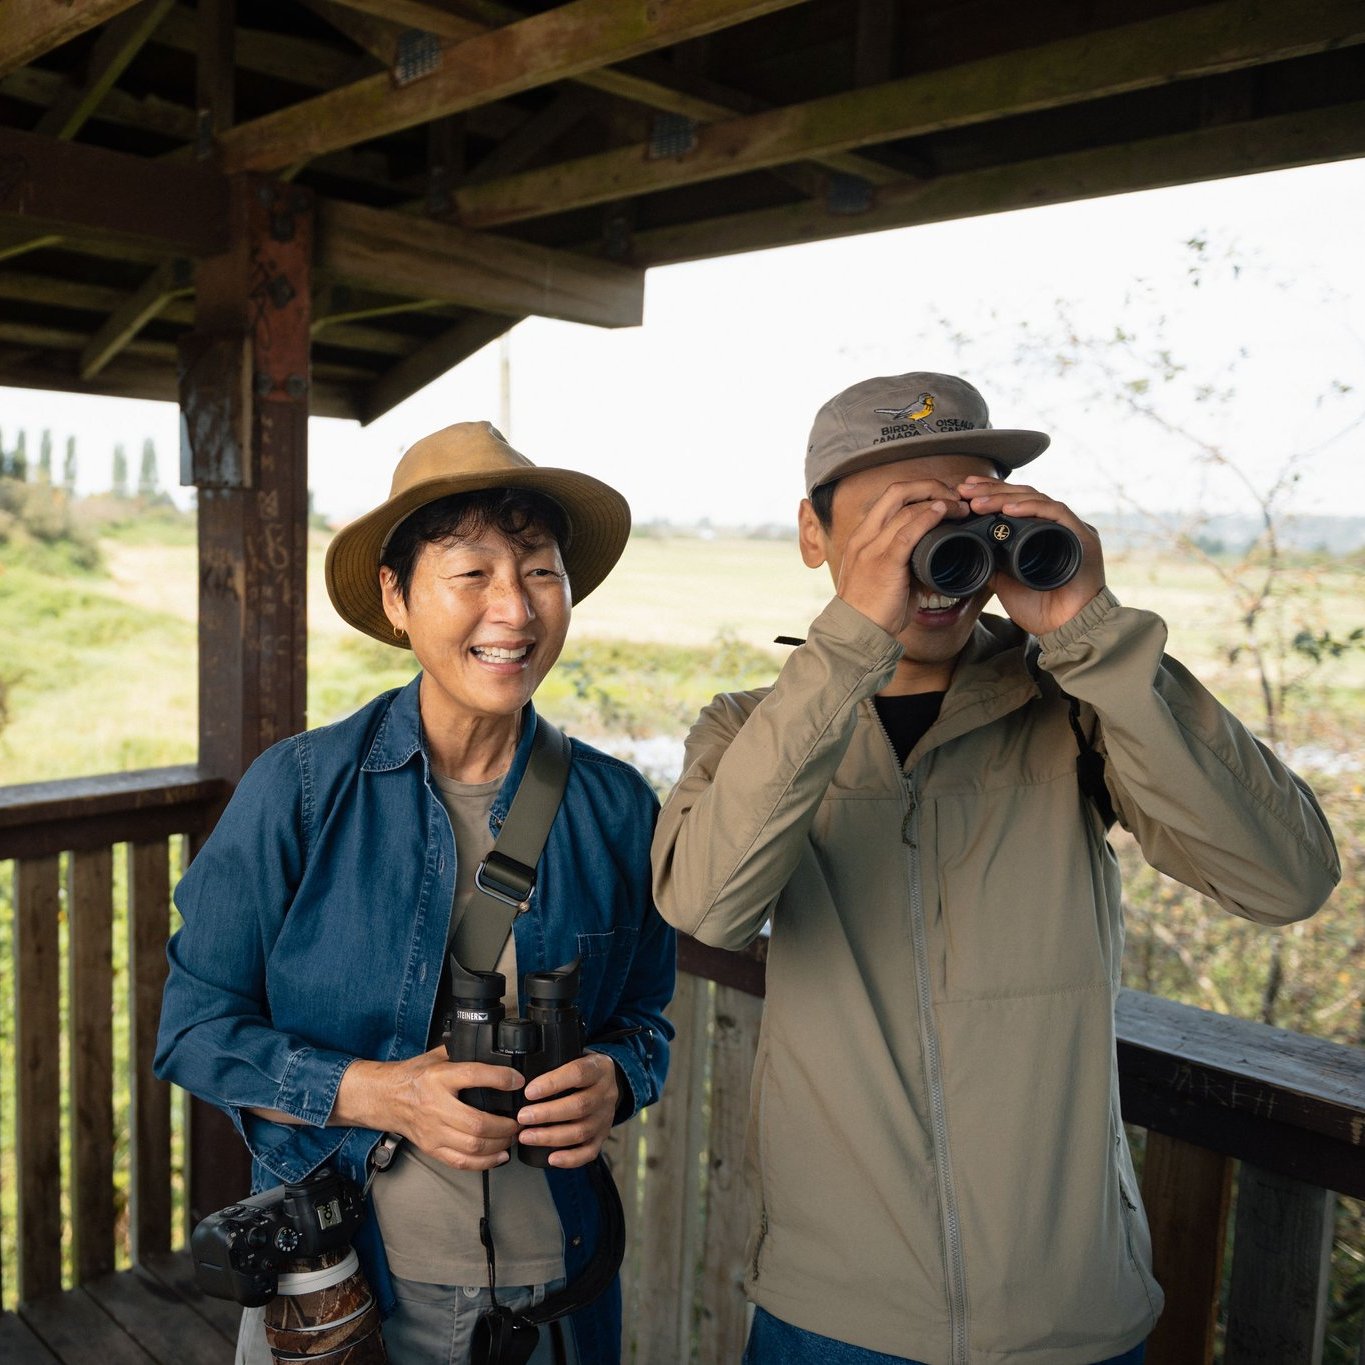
[380,487,570,602]
[809,458,1009,531]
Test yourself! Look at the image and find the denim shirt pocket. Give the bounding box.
[575,926,639,1024]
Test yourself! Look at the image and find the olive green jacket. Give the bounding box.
[651,588,1339,1365]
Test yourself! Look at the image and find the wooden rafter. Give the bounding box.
[33,0,176,139]
[313,199,643,328]
[0,0,145,77]
[627,101,1365,266]
[360,313,518,424]
[319,0,902,187]
[217,0,813,173]
[78,257,193,379]
[450,0,1365,229]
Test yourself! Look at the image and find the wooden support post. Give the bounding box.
[129,840,173,1261]
[1224,1163,1334,1364]
[635,973,709,1364]
[68,847,117,1284]
[696,984,762,1364]
[180,173,313,1225]
[1141,1132,1233,1365]
[14,856,63,1304]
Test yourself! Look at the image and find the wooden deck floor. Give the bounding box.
[0,1251,238,1364]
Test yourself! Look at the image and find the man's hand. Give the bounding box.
[832,477,971,636]
[515,1051,620,1169]
[334,1049,523,1171]
[958,476,1105,635]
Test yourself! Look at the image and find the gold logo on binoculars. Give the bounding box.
[991,522,1012,542]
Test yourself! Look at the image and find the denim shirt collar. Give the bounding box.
[359,673,539,826]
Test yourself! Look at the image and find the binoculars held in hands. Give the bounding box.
[443,956,585,1168]
[911,514,1083,598]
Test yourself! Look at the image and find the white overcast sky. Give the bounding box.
[4,156,1363,524]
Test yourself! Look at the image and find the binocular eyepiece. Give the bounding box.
[911,514,1082,598]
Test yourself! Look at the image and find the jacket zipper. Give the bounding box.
[903,769,970,1365]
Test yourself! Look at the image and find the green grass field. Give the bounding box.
[3,529,1363,785]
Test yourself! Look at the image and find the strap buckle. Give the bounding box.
[475,851,536,910]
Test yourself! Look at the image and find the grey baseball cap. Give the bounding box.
[805,371,1050,495]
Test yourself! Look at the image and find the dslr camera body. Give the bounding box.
[443,956,584,1168]
[911,513,1083,598]
[191,1165,364,1306]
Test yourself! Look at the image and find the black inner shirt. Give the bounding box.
[873,691,946,768]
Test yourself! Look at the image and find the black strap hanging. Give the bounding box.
[1067,695,1117,830]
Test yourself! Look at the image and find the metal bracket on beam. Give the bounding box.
[648,114,698,160]
[827,173,874,215]
[393,30,441,88]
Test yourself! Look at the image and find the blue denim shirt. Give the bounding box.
[155,676,675,1362]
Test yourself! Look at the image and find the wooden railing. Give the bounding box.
[2,771,1362,1364]
[0,767,228,1308]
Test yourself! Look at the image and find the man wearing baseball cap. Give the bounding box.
[651,372,1339,1364]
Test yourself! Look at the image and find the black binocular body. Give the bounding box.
[443,956,585,1168]
[911,513,1083,598]
[191,1165,364,1307]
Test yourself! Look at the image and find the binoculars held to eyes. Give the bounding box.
[911,514,1083,598]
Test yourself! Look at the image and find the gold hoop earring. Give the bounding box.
[393,624,406,640]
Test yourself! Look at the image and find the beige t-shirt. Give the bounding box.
[371,771,564,1285]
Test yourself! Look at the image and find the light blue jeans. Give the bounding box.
[236,1274,575,1365]
[741,1306,1146,1365]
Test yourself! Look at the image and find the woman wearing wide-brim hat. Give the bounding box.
[157,422,676,1365]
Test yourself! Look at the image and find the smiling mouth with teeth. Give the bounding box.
[917,592,961,612]
[472,644,532,662]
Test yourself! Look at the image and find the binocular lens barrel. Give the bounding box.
[911,516,1082,598]
[910,533,994,598]
[1008,522,1084,592]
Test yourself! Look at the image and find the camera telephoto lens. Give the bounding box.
[1009,522,1083,591]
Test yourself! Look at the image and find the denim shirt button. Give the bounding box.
[570,1235,583,1247]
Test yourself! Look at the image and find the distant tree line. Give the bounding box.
[0,426,163,499]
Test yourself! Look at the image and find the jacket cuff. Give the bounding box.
[588,1038,654,1125]
[806,596,905,676]
[1036,586,1124,664]
[274,1046,356,1127]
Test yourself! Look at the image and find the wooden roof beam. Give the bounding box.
[627,101,1365,267]
[0,128,227,255]
[78,257,193,379]
[218,0,813,173]
[314,198,643,328]
[449,0,1365,229]
[0,0,145,76]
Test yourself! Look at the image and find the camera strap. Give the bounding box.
[457,709,573,973]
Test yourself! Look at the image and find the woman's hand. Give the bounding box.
[515,1051,621,1168]
[334,1048,524,1171]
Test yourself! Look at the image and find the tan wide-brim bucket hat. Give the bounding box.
[325,421,631,648]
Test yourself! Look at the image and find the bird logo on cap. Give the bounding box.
[874,393,935,423]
